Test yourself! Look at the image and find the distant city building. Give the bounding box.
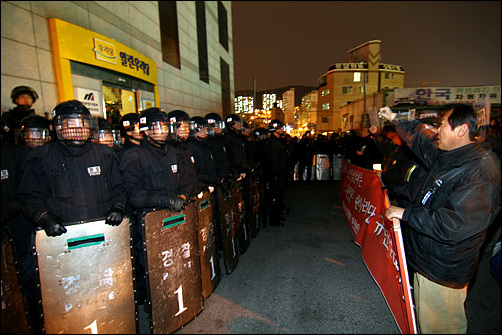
[317,40,405,131]
[235,96,254,114]
[282,88,296,126]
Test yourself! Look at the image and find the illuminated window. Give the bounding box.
[358,86,365,94]
[322,89,330,96]
[159,1,181,69]
[322,103,330,110]
[342,87,352,94]
[354,72,361,82]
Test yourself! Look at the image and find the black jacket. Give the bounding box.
[18,141,126,224]
[119,138,193,211]
[395,120,501,288]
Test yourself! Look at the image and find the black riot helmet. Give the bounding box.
[204,112,224,137]
[168,110,192,142]
[17,114,53,148]
[52,100,96,147]
[11,86,39,105]
[190,116,208,140]
[252,127,268,141]
[119,113,143,141]
[95,117,121,150]
[224,113,242,132]
[268,119,285,133]
[139,107,171,146]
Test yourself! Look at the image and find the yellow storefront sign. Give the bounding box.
[49,18,158,104]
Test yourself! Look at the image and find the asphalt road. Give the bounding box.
[138,180,501,334]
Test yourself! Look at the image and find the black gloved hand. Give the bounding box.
[168,196,187,212]
[39,212,67,237]
[105,206,125,226]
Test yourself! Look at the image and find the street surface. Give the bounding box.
[137,180,501,334]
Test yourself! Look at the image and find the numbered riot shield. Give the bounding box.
[1,228,31,334]
[196,191,221,300]
[249,172,262,238]
[142,203,203,334]
[34,218,136,334]
[232,181,251,254]
[315,153,331,180]
[218,186,239,274]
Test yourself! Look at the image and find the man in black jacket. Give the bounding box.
[380,104,501,334]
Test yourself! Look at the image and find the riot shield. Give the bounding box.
[218,187,239,274]
[249,172,262,238]
[232,181,251,254]
[1,228,31,334]
[196,191,221,300]
[315,153,331,180]
[332,154,343,180]
[142,203,203,334]
[34,217,136,334]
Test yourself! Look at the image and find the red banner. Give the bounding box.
[339,159,416,334]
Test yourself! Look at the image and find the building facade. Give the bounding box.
[317,40,405,131]
[1,1,234,120]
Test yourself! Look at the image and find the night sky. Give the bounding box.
[231,1,501,91]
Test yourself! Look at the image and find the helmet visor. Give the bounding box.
[56,114,95,143]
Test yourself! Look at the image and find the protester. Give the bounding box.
[380,104,501,334]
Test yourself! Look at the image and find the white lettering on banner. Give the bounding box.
[347,168,364,188]
[393,85,501,106]
[354,195,376,224]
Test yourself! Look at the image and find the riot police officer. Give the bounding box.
[96,117,121,151]
[118,112,143,157]
[265,119,288,227]
[187,116,222,194]
[18,100,127,236]
[223,113,252,180]
[16,114,53,148]
[2,86,39,143]
[119,107,189,304]
[167,109,198,199]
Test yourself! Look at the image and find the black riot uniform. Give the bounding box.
[187,116,222,194]
[18,100,126,234]
[167,109,198,199]
[223,114,252,179]
[265,119,289,227]
[119,107,189,304]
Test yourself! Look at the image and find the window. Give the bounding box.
[322,103,330,110]
[196,2,209,83]
[342,86,352,94]
[321,117,330,123]
[354,72,361,82]
[159,1,181,68]
[321,89,330,97]
[358,86,365,94]
[220,58,231,116]
[218,1,228,51]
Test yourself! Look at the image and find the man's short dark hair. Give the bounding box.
[445,104,478,141]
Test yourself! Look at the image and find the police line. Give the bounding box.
[339,159,416,334]
[1,174,264,334]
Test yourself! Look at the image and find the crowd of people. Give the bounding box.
[2,85,501,334]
